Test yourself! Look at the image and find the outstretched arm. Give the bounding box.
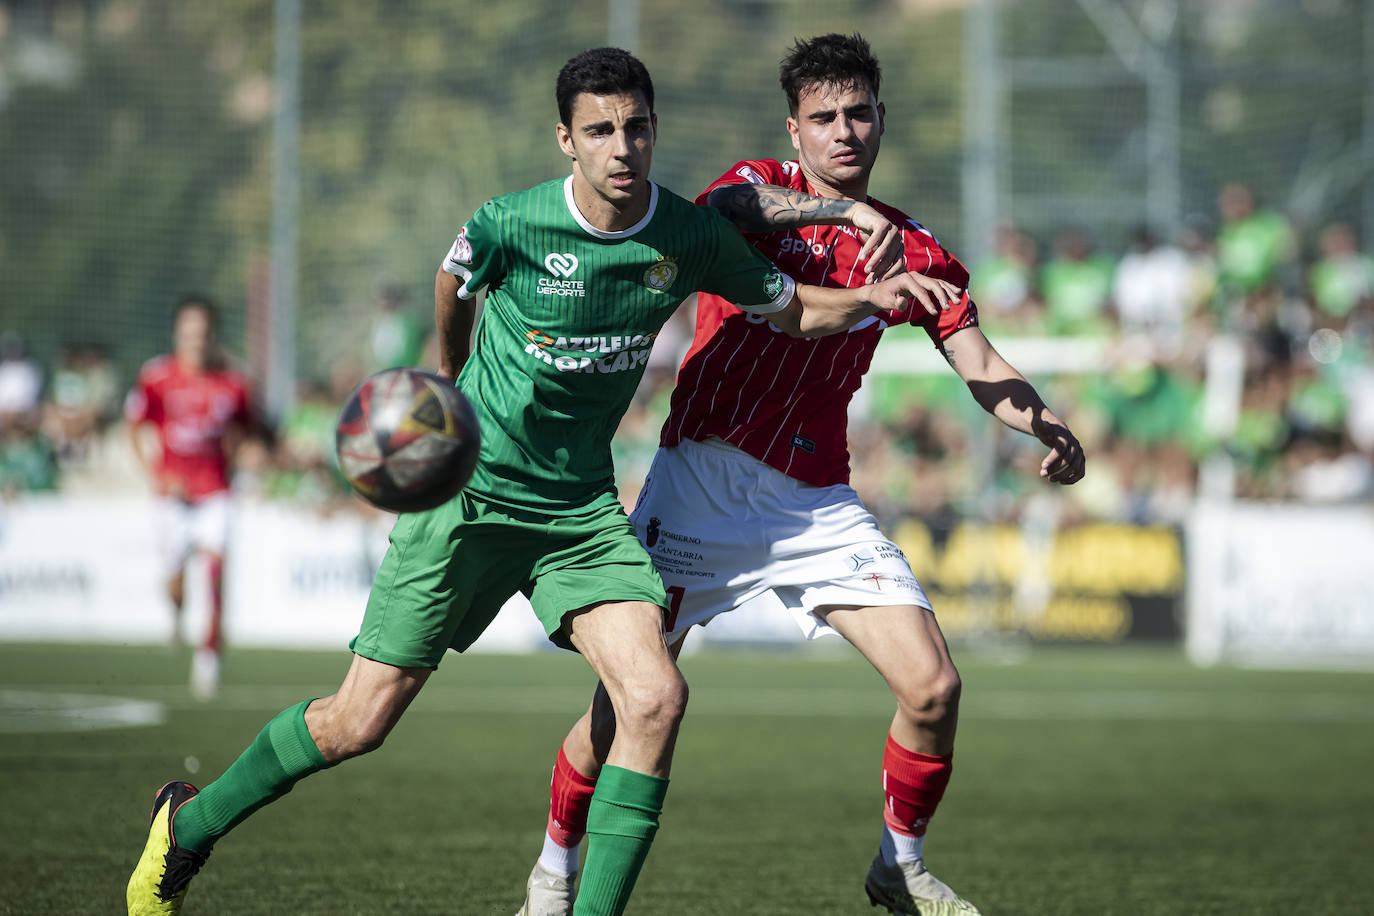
[938,327,1086,484]
[767,270,962,338]
[706,183,905,282]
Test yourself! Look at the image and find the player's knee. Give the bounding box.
[311,707,390,761]
[894,665,961,728]
[615,669,688,738]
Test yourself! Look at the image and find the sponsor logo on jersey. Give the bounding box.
[646,516,661,547]
[735,164,766,184]
[539,252,586,297]
[847,551,875,572]
[862,572,886,590]
[643,256,678,292]
[790,433,815,454]
[544,253,579,277]
[447,227,474,265]
[523,328,658,374]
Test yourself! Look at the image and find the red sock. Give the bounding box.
[204,556,224,653]
[546,746,598,848]
[881,734,952,837]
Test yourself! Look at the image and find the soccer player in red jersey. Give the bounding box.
[518,34,1084,916]
[126,295,253,700]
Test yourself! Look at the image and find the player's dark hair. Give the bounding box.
[779,33,882,115]
[173,294,219,330]
[556,47,654,126]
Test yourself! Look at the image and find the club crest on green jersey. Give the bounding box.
[643,256,679,293]
[764,269,786,300]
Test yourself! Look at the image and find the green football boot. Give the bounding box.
[126,782,209,915]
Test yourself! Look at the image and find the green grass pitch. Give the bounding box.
[2,641,1372,914]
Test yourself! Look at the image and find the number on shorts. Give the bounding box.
[665,585,685,632]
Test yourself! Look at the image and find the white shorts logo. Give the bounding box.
[544,253,579,277]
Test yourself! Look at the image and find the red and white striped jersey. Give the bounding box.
[660,159,979,487]
[125,355,251,502]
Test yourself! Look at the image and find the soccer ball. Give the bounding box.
[335,368,481,513]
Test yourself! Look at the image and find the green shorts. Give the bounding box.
[351,489,668,667]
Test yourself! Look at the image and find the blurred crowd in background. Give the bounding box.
[3,181,1372,526]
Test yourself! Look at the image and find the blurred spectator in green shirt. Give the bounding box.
[1308,222,1374,320]
[973,224,1041,333]
[1215,183,1295,300]
[1040,228,1114,336]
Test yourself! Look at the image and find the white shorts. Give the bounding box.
[156,493,232,577]
[629,438,930,641]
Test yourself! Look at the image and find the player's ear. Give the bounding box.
[786,117,800,152]
[651,112,658,143]
[877,101,886,136]
[556,122,575,159]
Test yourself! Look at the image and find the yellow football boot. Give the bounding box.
[126,782,208,915]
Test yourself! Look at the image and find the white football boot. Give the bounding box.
[515,861,576,916]
[864,856,981,915]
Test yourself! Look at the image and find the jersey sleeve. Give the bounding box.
[699,210,796,315]
[440,198,506,300]
[889,218,980,343]
[693,159,791,207]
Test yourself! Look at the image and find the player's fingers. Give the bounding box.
[904,279,939,316]
[1042,443,1084,484]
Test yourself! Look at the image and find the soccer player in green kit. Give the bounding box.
[126,47,956,916]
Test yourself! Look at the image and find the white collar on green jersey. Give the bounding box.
[563,175,659,239]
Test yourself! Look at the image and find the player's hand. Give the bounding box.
[850,203,906,283]
[1032,412,1085,485]
[869,271,965,317]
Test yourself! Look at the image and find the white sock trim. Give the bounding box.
[538,831,580,877]
[879,825,926,866]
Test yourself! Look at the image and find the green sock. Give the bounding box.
[573,765,670,916]
[172,700,332,854]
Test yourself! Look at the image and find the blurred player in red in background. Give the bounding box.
[126,295,253,700]
[518,34,1084,916]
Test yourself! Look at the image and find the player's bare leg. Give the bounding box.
[302,654,432,761]
[530,601,684,916]
[818,603,979,914]
[128,655,430,914]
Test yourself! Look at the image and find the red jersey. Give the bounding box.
[661,159,979,487]
[125,355,251,502]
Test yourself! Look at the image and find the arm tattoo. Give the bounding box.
[710,184,853,232]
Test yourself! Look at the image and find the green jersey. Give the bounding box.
[442,176,793,512]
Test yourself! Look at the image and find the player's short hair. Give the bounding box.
[173,294,220,330]
[779,33,882,115]
[556,47,655,126]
